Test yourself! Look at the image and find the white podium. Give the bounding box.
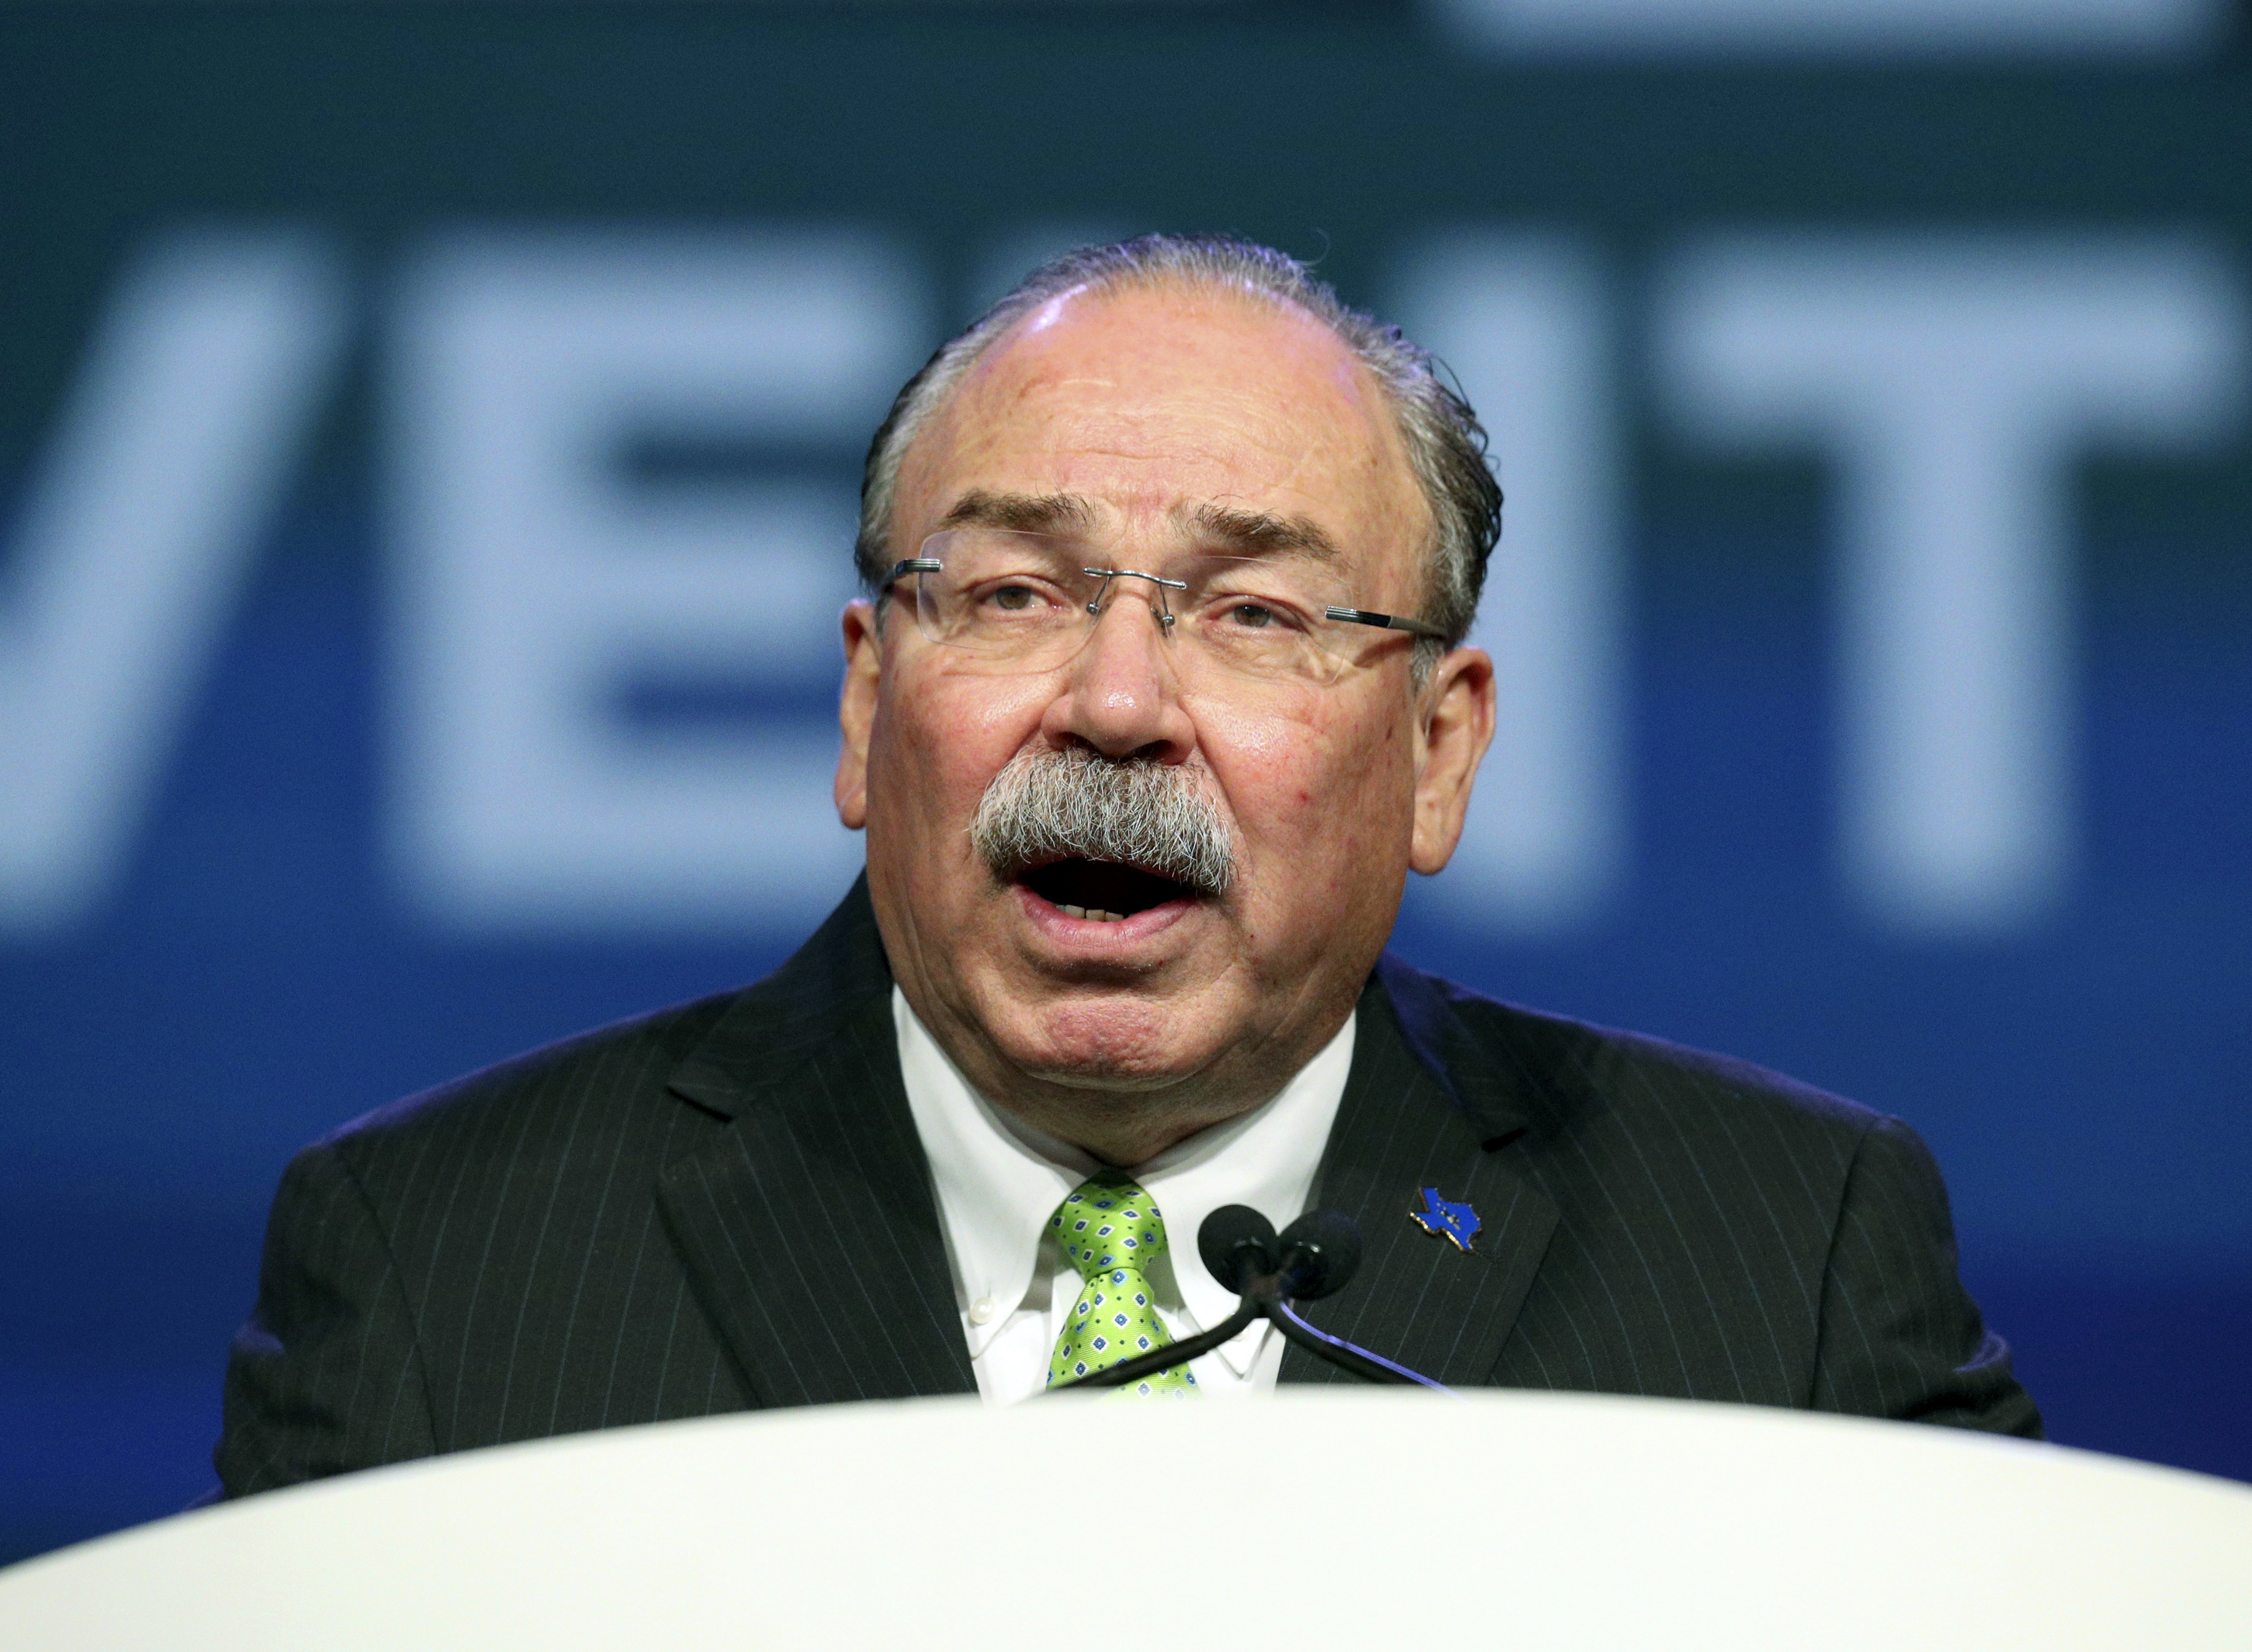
[3,1391,2247,1649]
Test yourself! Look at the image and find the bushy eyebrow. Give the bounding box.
[937,489,1094,535]
[934,490,1341,563]
[1180,503,1341,564]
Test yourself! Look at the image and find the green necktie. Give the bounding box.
[1045,1175,1199,1397]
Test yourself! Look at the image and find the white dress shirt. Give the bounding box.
[894,986,1353,1405]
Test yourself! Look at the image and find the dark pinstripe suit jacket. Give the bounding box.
[216,878,2038,1494]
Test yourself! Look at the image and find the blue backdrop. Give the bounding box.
[2,2,2247,1565]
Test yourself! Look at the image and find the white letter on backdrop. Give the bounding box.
[388,231,924,932]
[1395,233,1627,934]
[1656,234,2242,932]
[1429,0,2226,58]
[0,231,347,934]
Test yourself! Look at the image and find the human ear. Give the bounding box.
[1408,646,1496,875]
[835,598,882,830]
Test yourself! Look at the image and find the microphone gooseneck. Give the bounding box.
[1048,1206,1454,1395]
[1056,1296,1260,1389]
[1266,1297,1452,1390]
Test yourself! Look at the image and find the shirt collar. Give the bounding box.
[894,989,1090,1360]
[894,987,1354,1374]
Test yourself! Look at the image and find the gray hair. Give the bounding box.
[853,234,1503,663]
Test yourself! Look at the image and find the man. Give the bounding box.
[216,235,2036,1493]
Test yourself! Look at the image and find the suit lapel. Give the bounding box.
[650,886,1560,1403]
[654,883,976,1407]
[1282,962,1559,1390]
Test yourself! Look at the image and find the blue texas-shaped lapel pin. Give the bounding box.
[1410,1186,1481,1252]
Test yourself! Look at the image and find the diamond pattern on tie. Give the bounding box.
[1045,1175,1198,1397]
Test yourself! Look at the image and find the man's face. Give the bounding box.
[836,281,1492,1151]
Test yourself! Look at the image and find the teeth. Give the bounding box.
[1058,904,1126,922]
[1061,904,1087,919]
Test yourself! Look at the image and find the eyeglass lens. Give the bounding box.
[903,528,1405,686]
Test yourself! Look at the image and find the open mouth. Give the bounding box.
[1020,859,1197,923]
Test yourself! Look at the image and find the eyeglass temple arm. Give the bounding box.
[886,557,944,587]
[1325,606,1450,643]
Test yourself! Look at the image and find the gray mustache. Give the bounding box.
[970,748,1236,897]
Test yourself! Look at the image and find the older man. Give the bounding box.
[216,236,2035,1492]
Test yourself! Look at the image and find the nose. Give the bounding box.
[1038,576,1197,762]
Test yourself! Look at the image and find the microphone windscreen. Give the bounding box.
[1197,1204,1280,1293]
[1276,1210,1362,1301]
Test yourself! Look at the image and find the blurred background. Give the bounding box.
[3,0,2247,1564]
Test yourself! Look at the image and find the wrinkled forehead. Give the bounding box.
[893,281,1433,589]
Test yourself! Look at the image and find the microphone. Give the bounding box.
[1275,1209,1360,1302]
[1051,1206,1452,1394]
[1198,1204,1280,1293]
